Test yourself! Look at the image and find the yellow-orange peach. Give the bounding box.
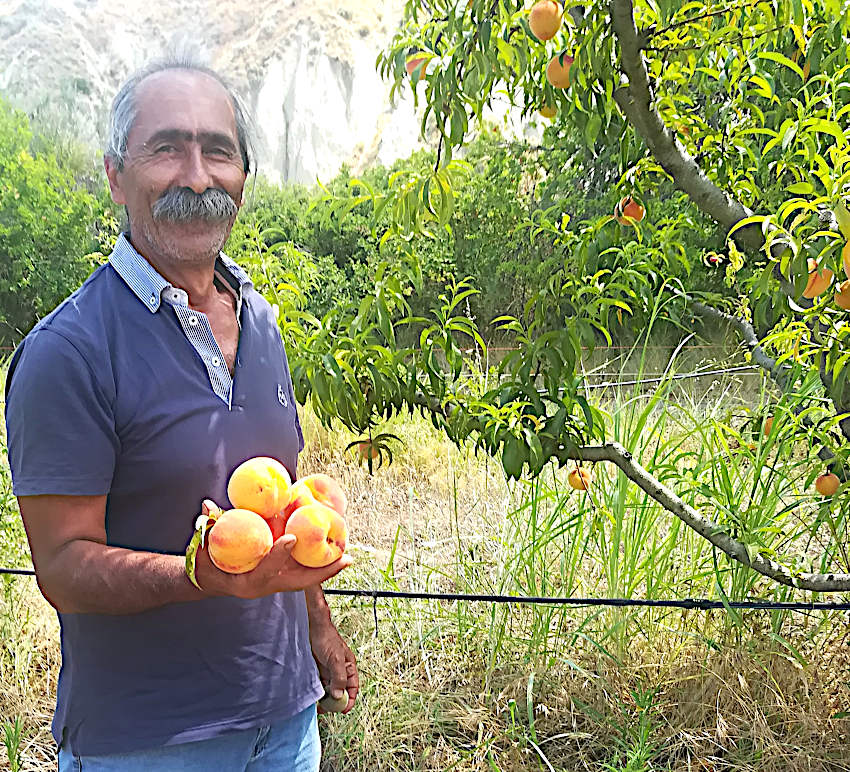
[546,53,573,89]
[616,195,645,225]
[297,473,348,516]
[538,104,557,120]
[357,441,381,461]
[835,279,850,310]
[568,467,591,490]
[815,472,840,496]
[406,56,427,83]
[528,0,562,41]
[802,258,834,299]
[285,503,348,568]
[208,508,273,574]
[227,456,292,519]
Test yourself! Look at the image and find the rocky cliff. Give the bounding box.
[0,0,428,184]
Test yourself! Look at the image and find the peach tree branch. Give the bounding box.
[413,391,850,592]
[565,442,850,592]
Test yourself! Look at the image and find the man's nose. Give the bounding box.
[180,145,213,194]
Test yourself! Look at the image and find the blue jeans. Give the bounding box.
[57,704,320,771]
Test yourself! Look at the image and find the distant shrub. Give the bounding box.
[0,97,100,346]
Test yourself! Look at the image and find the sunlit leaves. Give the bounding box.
[321,159,472,243]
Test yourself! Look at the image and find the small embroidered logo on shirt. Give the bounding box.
[277,384,288,407]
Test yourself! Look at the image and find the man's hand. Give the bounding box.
[192,534,353,598]
[310,615,359,714]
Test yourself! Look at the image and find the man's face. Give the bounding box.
[105,69,247,266]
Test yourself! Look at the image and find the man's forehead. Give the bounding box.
[132,69,238,138]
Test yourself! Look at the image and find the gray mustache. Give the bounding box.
[151,188,238,223]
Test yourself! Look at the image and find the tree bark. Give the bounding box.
[608,0,761,247]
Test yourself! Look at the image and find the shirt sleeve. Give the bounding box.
[5,328,119,496]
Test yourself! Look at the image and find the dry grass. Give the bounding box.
[2,402,850,770]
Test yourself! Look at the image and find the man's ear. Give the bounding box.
[104,156,127,206]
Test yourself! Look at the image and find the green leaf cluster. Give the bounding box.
[0,97,100,345]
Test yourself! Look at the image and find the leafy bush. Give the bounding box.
[0,97,100,346]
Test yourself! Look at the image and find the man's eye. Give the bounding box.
[207,147,233,158]
[154,145,177,154]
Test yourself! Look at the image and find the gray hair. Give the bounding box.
[105,48,256,174]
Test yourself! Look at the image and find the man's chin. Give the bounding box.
[151,220,232,262]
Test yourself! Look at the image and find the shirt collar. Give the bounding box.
[108,232,252,313]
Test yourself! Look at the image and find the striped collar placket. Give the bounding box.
[107,233,252,406]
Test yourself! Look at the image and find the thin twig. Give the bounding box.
[645,0,766,43]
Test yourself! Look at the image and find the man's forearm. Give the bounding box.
[304,584,333,628]
[39,539,209,615]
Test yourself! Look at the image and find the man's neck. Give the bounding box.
[126,231,220,310]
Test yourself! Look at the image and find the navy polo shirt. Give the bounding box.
[4,234,323,755]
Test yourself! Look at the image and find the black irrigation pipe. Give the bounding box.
[3,566,849,612]
[322,588,850,612]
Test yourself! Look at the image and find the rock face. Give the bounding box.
[0,0,426,184]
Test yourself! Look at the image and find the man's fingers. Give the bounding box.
[260,539,351,592]
[327,650,349,701]
[269,534,296,554]
[308,554,353,584]
[344,654,359,711]
[346,658,360,692]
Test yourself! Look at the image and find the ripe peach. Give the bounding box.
[357,441,381,461]
[227,456,291,519]
[280,481,319,523]
[616,195,645,224]
[538,104,557,120]
[835,280,850,310]
[546,53,573,89]
[297,473,348,516]
[568,467,591,490]
[815,472,840,496]
[264,512,288,542]
[285,503,348,568]
[528,0,562,41]
[802,258,834,299]
[405,55,427,83]
[208,508,273,574]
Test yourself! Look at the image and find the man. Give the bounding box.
[4,52,358,771]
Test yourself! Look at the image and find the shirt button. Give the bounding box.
[188,316,199,326]
[211,357,221,367]
[149,295,156,305]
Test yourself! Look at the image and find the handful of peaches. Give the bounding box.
[185,456,348,584]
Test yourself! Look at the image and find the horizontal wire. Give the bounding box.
[577,364,760,390]
[323,588,850,611]
[1,567,847,612]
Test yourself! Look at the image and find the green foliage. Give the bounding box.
[2,715,22,772]
[0,97,100,345]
